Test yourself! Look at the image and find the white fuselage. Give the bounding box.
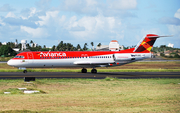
[7,53,151,68]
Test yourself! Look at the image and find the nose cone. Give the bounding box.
[7,60,14,67]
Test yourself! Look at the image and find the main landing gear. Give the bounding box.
[81,68,87,73]
[91,69,97,73]
[81,68,97,73]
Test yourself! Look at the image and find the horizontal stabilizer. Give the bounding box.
[146,35,172,38]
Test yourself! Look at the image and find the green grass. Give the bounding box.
[0,78,179,112]
[0,88,23,94]
[0,56,14,61]
[0,110,38,113]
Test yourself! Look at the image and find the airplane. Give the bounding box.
[7,34,168,73]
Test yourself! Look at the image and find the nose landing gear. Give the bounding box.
[23,70,27,73]
[19,67,27,73]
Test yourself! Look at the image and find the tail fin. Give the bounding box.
[134,34,170,53]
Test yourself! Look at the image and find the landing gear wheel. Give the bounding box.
[81,68,87,73]
[91,69,97,73]
[23,70,27,73]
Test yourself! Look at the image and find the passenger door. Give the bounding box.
[27,52,34,64]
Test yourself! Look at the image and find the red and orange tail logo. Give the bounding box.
[134,34,158,53]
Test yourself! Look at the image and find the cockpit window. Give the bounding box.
[14,56,24,59]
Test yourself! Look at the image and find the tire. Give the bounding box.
[81,68,87,73]
[91,69,97,73]
[23,70,27,73]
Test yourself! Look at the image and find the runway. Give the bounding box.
[0,72,180,79]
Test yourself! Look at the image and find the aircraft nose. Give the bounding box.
[7,60,14,66]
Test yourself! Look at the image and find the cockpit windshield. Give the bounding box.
[14,56,24,59]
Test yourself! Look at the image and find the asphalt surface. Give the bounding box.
[0,72,180,79]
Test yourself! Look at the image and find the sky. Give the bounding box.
[0,0,180,48]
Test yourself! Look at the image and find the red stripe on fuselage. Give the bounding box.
[12,47,149,60]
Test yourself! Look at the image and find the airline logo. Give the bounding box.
[39,52,66,57]
[135,37,156,52]
[140,39,152,51]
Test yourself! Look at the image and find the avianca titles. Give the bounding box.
[7,34,168,73]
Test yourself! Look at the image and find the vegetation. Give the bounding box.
[0,45,17,57]
[97,43,101,47]
[0,40,92,52]
[0,78,179,112]
[152,45,180,58]
[1,39,180,52]
[0,56,14,61]
[152,45,179,53]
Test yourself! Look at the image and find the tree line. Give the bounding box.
[0,40,102,57]
[152,45,180,58]
[29,41,97,51]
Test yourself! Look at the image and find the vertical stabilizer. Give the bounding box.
[134,34,159,53]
